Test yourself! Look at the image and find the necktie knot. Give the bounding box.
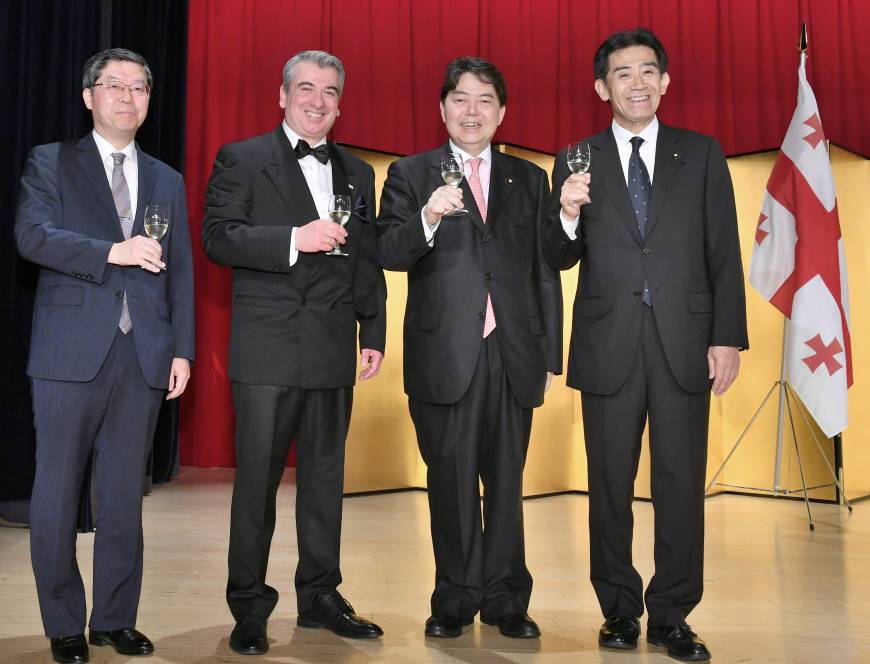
[112,152,126,167]
[294,139,330,165]
[467,157,483,177]
[630,136,644,153]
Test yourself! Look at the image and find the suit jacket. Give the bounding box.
[377,144,562,409]
[202,126,386,389]
[545,124,748,396]
[15,134,195,389]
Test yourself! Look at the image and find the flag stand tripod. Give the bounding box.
[705,322,853,531]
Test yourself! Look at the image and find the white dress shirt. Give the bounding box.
[92,129,138,221]
[561,117,659,239]
[282,121,333,266]
[423,141,493,244]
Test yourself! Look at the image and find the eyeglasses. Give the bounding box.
[92,80,151,97]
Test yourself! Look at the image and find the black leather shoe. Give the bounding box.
[88,628,153,656]
[229,616,268,655]
[50,635,89,664]
[297,593,383,639]
[598,615,640,649]
[647,624,711,661]
[482,613,541,638]
[424,615,473,638]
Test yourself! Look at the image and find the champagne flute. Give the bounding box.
[143,204,169,271]
[567,141,591,174]
[440,153,468,216]
[327,194,351,256]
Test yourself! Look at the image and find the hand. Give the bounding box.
[108,236,164,273]
[166,357,191,400]
[707,346,740,397]
[359,349,383,381]
[296,219,348,253]
[560,172,591,220]
[423,186,464,226]
[545,371,554,393]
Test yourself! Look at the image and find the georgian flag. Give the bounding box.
[749,52,852,437]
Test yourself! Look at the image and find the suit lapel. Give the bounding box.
[134,146,156,236]
[592,129,643,245]
[75,135,125,241]
[645,124,683,239]
[487,150,515,229]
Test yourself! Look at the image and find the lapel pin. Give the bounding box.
[348,183,355,189]
[672,153,680,160]
[506,177,513,184]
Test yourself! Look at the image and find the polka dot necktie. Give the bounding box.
[628,137,652,306]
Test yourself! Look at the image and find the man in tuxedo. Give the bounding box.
[377,57,562,639]
[546,29,748,661]
[15,48,195,664]
[202,50,387,654]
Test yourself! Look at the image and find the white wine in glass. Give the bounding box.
[440,153,468,215]
[567,141,591,174]
[144,204,169,240]
[327,194,351,256]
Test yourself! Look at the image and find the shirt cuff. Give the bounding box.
[560,210,579,241]
[421,207,440,246]
[289,227,299,267]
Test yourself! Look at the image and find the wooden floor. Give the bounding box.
[1,468,868,663]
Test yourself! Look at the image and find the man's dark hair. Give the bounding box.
[82,48,152,90]
[593,28,668,82]
[440,56,507,106]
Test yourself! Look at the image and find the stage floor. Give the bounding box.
[1,468,867,663]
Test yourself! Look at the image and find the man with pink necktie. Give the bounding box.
[377,56,562,640]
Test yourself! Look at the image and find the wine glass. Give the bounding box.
[143,204,169,271]
[440,153,468,216]
[327,194,351,256]
[567,141,591,174]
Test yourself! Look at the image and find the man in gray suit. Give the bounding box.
[15,48,195,664]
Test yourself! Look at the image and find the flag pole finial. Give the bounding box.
[798,22,808,52]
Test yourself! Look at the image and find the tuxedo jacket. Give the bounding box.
[546,124,748,396]
[15,134,195,389]
[377,144,562,409]
[202,126,386,389]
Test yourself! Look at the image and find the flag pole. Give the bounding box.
[774,23,808,494]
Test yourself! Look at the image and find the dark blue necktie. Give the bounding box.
[628,136,652,306]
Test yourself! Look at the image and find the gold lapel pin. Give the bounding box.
[672,153,679,160]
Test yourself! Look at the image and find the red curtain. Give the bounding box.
[181,0,869,467]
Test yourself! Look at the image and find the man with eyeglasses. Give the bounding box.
[15,48,194,664]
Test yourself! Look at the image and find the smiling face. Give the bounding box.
[82,60,150,148]
[440,72,506,156]
[279,61,341,143]
[595,45,669,134]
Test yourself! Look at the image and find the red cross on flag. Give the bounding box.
[749,52,852,437]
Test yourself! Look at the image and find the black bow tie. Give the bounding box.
[294,139,330,165]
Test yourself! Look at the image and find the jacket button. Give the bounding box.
[115,290,124,299]
[642,248,650,255]
[482,233,491,242]
[484,272,493,280]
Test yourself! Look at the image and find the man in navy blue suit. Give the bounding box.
[15,48,195,664]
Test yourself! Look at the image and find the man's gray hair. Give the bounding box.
[282,50,345,97]
[82,48,152,90]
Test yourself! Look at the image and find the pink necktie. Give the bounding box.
[467,157,496,338]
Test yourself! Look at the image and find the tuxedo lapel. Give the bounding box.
[264,127,319,226]
[134,147,156,237]
[645,124,684,239]
[75,135,125,241]
[592,129,643,246]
